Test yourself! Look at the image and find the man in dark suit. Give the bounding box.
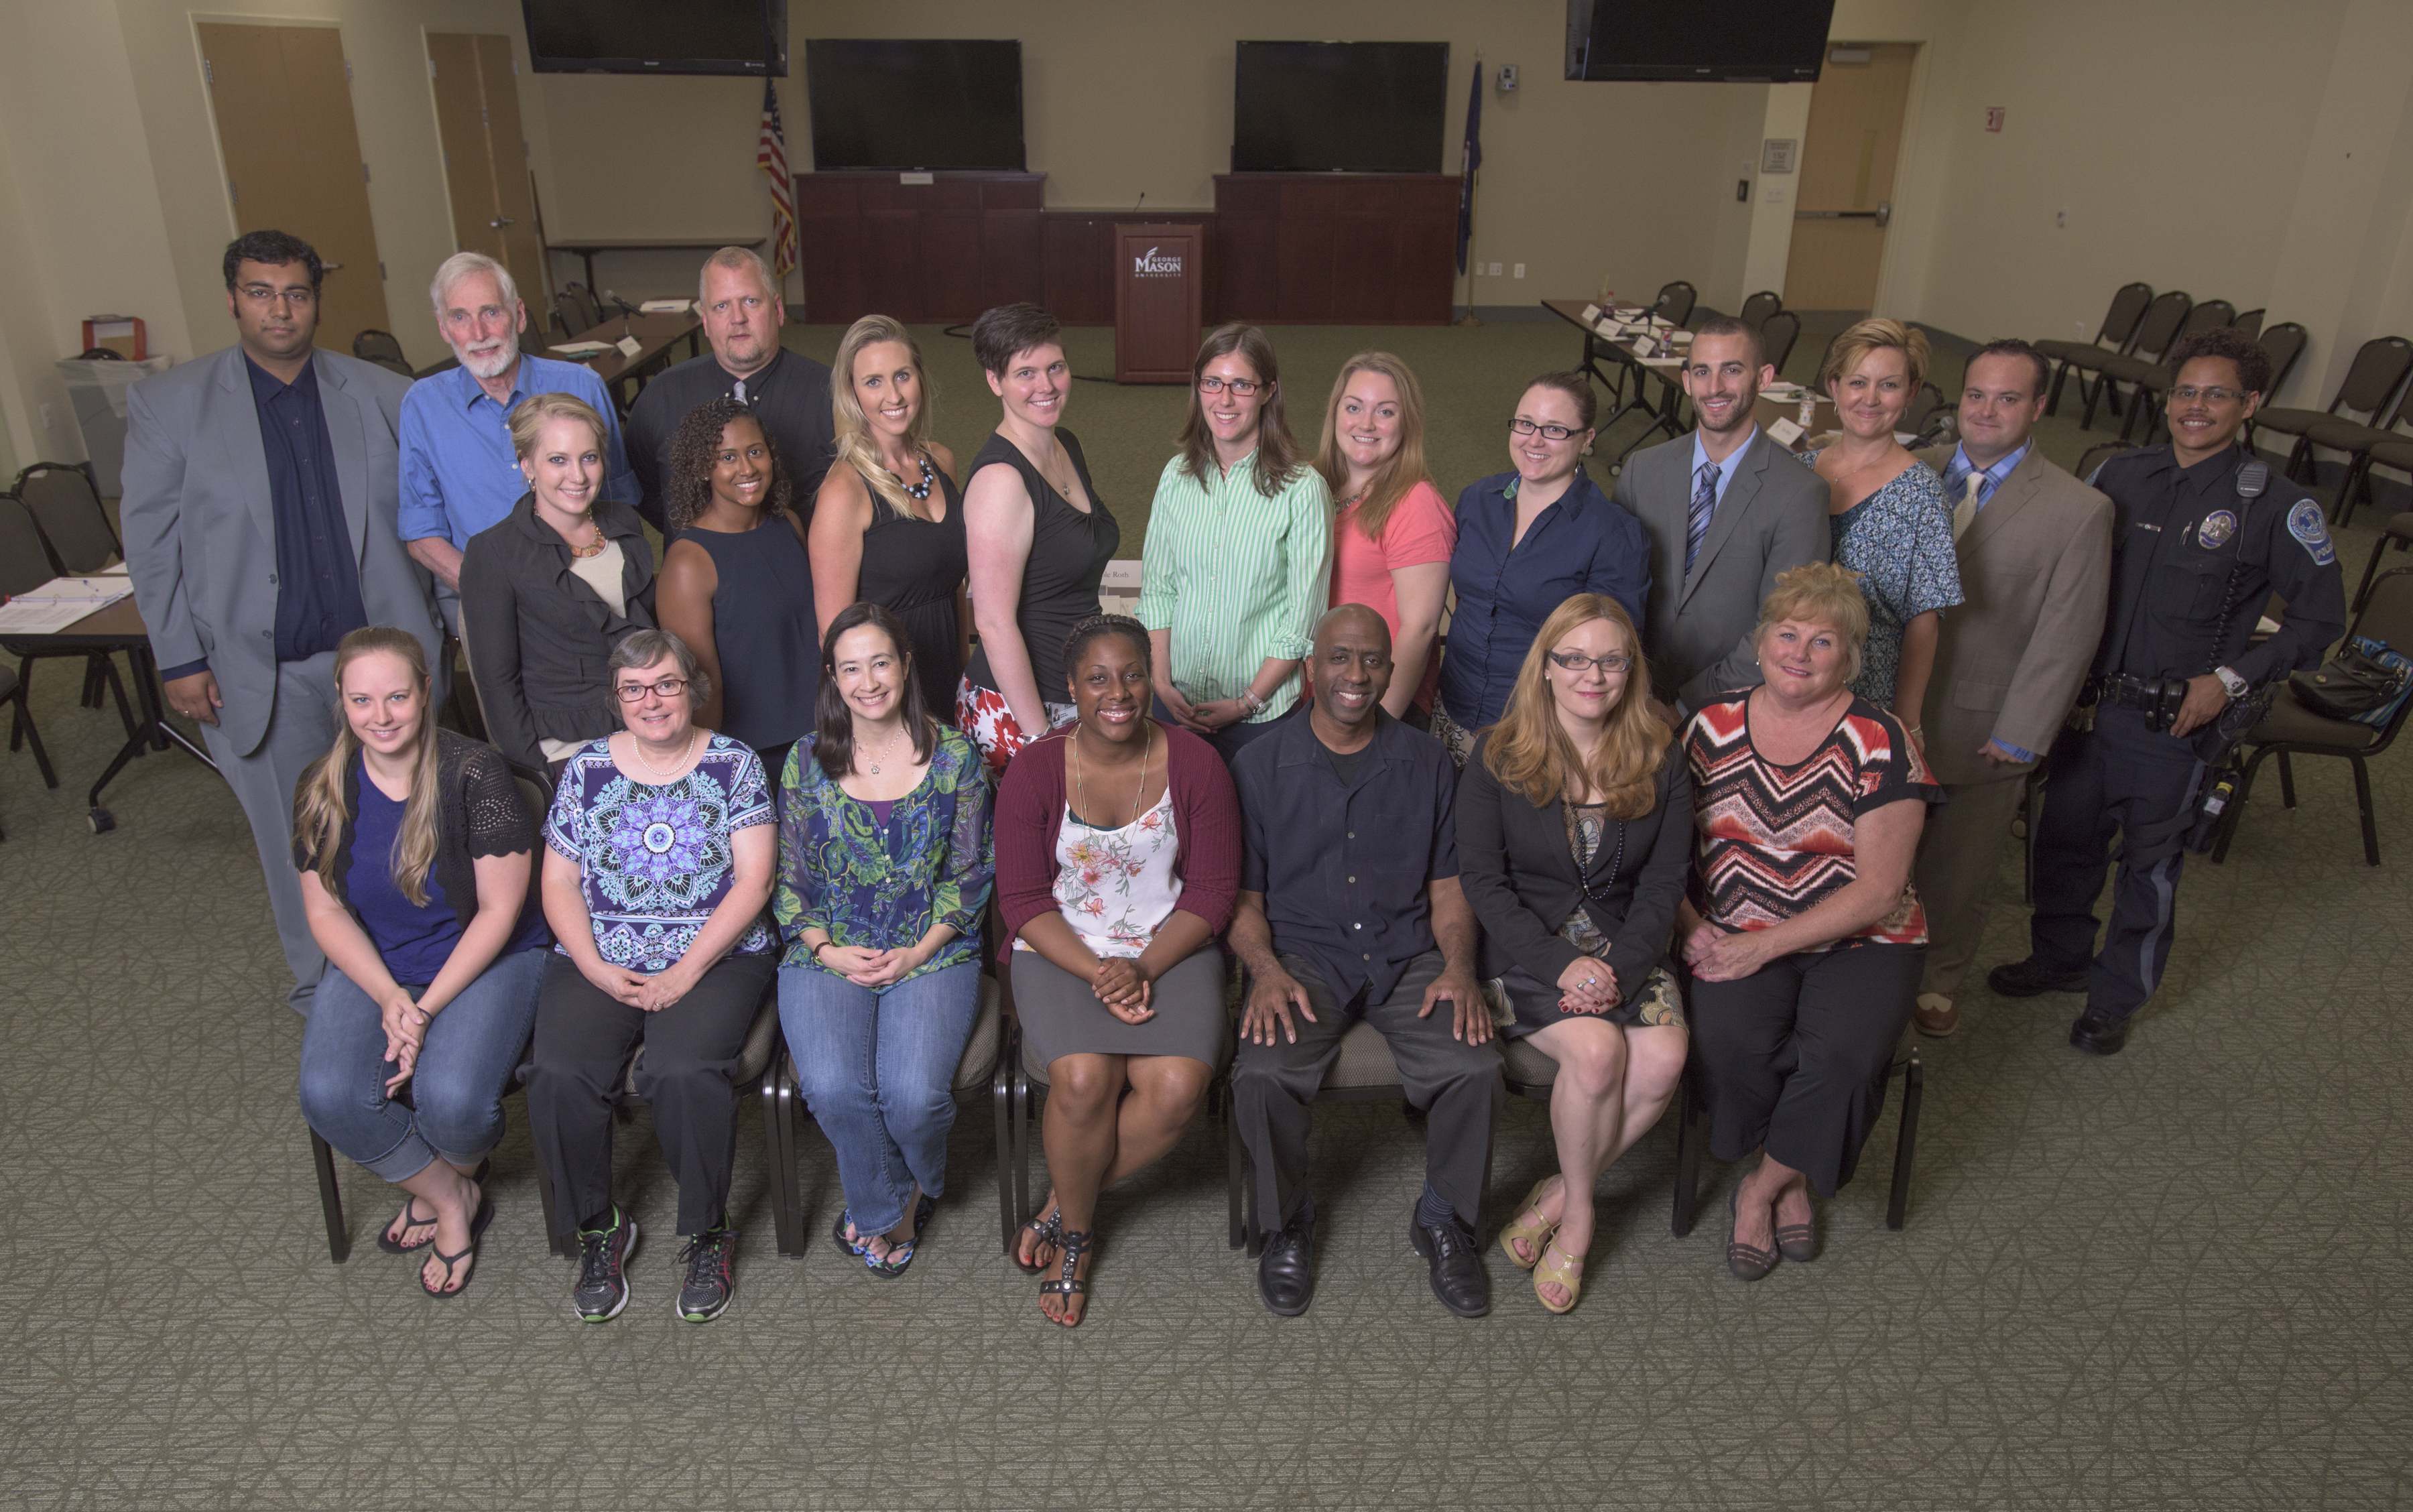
[1909,341,2114,1037]
[1612,316,1829,711]
[121,230,441,1013]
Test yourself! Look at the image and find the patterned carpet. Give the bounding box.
[3,320,2408,1509]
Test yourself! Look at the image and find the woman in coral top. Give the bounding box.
[1314,351,1455,724]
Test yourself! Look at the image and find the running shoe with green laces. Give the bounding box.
[677,1226,738,1323]
[572,1208,639,1323]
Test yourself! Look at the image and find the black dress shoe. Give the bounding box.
[1989,958,2089,997]
[1409,1212,1491,1318]
[1255,1204,1316,1317]
[2068,1011,2129,1056]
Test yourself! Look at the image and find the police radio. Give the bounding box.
[2185,458,2276,853]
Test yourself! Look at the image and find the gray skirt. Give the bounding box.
[1011,945,1229,1070]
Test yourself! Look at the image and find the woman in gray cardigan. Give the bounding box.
[460,392,656,773]
[1455,593,1691,1315]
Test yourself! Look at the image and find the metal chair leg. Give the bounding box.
[1670,1075,1702,1238]
[2277,750,2298,808]
[532,1143,568,1257]
[1225,1092,1250,1252]
[1887,1052,1923,1231]
[2352,754,2380,865]
[991,1033,1015,1257]
[759,1059,795,1256]
[310,1129,349,1263]
[10,688,56,788]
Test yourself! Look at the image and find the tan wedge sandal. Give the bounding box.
[1497,1176,1562,1271]
[1532,1240,1587,1314]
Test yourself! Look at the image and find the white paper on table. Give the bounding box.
[1579,304,1601,324]
[639,299,694,314]
[97,560,131,575]
[15,576,131,603]
[1767,417,1806,447]
[1637,355,1686,369]
[550,340,611,357]
[0,596,112,633]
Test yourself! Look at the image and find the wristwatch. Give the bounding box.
[2213,666,2249,701]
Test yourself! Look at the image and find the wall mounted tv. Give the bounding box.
[1232,41,1450,174]
[805,40,1026,172]
[1565,0,1835,82]
[523,0,786,76]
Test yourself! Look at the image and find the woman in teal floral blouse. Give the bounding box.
[776,603,995,1276]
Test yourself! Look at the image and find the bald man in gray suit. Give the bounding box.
[1612,317,1829,710]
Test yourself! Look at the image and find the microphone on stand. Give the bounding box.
[603,288,642,333]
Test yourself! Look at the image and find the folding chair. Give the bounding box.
[2251,335,2413,491]
[2038,282,2152,415]
[1759,310,1803,377]
[351,329,414,379]
[2112,300,2235,442]
[2308,377,2413,526]
[1668,1047,1924,1236]
[1738,290,1782,332]
[2076,292,2192,430]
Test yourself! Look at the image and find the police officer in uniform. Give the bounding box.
[1989,327,2346,1055]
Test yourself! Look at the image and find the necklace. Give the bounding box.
[556,507,607,558]
[859,719,907,775]
[628,729,699,784]
[894,454,935,502]
[1072,722,1150,829]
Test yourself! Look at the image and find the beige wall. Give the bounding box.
[537,1,1773,314]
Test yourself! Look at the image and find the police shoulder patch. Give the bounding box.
[2287,499,2336,566]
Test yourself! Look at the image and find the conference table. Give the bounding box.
[549,236,765,297]
[550,309,704,409]
[1542,297,1833,461]
[13,592,214,832]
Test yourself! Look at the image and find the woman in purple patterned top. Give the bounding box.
[526,628,776,1325]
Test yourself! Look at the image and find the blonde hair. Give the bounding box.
[1314,352,1435,544]
[1820,316,1930,395]
[1753,562,1871,688]
[1482,594,1670,818]
[831,314,937,520]
[507,391,608,461]
[294,629,443,907]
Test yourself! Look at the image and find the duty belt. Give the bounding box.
[2087,672,2189,731]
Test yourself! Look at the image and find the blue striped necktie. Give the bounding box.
[1686,461,1717,574]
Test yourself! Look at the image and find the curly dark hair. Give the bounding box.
[663,396,794,532]
[2166,326,2273,398]
[1062,613,1150,676]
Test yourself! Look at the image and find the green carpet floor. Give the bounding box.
[3,317,2409,1509]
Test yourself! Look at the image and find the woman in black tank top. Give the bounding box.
[654,397,818,773]
[810,316,967,722]
[961,303,1123,769]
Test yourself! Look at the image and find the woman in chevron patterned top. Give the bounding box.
[1677,562,1939,1283]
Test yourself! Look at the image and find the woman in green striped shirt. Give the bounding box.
[1136,324,1333,764]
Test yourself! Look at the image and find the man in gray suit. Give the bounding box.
[1910,341,2113,1037]
[1612,316,1829,711]
[121,231,441,1014]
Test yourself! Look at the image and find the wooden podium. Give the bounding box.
[1113,223,1204,383]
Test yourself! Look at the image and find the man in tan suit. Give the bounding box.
[1911,340,2113,1036]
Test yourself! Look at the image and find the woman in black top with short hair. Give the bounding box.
[654,395,819,775]
[959,303,1121,769]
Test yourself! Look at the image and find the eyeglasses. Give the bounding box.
[1511,418,1583,442]
[1198,375,1262,396]
[615,677,689,702]
[237,285,316,308]
[1548,650,1631,674]
[2169,385,2247,405]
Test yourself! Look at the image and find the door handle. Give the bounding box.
[320,262,345,271]
[1875,200,1892,229]
[1793,210,1883,221]
[488,216,515,228]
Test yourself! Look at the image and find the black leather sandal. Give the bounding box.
[420,1190,495,1300]
[1015,1204,1063,1275]
[1040,1228,1093,1327]
[377,1157,490,1255]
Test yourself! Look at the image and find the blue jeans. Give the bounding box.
[779,960,981,1234]
[298,948,546,1183]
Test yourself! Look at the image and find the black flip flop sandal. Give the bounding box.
[377,1157,491,1255]
[863,1194,938,1281]
[420,1191,495,1300]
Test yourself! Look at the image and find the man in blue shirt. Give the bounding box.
[398,252,637,634]
[1229,605,1501,1318]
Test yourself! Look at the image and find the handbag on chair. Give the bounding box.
[2288,636,2413,727]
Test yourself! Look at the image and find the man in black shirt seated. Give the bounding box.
[623,246,834,531]
[1227,605,1503,1318]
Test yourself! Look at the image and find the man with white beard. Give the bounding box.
[398,251,639,634]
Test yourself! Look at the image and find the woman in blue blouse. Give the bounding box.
[776,603,995,1277]
[1436,371,1652,765]
[1796,317,1963,719]
[528,627,778,1326]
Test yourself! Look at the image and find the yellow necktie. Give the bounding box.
[1951,470,1983,541]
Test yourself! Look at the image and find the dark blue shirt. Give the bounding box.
[249,354,369,663]
[345,756,548,984]
[1233,710,1459,1007]
[1438,468,1651,729]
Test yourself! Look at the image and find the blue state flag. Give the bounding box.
[1457,62,1483,276]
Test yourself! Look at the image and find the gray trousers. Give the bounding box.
[199,651,341,1014]
[1912,773,2028,1001]
[1230,950,1504,1237]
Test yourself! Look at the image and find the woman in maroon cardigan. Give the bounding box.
[997,613,1239,1327]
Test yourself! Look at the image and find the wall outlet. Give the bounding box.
[1513,263,1526,279]
[1487,261,1502,277]
[2055,206,2068,229]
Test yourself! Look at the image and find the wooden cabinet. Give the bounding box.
[1211,174,1459,324]
[794,172,1044,323]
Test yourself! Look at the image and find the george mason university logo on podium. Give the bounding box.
[1132,245,1184,277]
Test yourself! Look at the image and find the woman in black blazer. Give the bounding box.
[1456,592,1691,1315]
[461,393,657,773]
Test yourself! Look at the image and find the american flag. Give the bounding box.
[757,80,796,279]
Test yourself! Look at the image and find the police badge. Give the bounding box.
[2196,509,2237,550]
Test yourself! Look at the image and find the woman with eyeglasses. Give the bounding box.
[1436,372,1652,767]
[1135,324,1332,763]
[1457,594,1691,1314]
[525,628,778,1326]
[461,391,657,778]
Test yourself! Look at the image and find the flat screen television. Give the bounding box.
[1232,41,1450,174]
[523,0,786,76]
[804,40,1025,172]
[1565,1,1835,82]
